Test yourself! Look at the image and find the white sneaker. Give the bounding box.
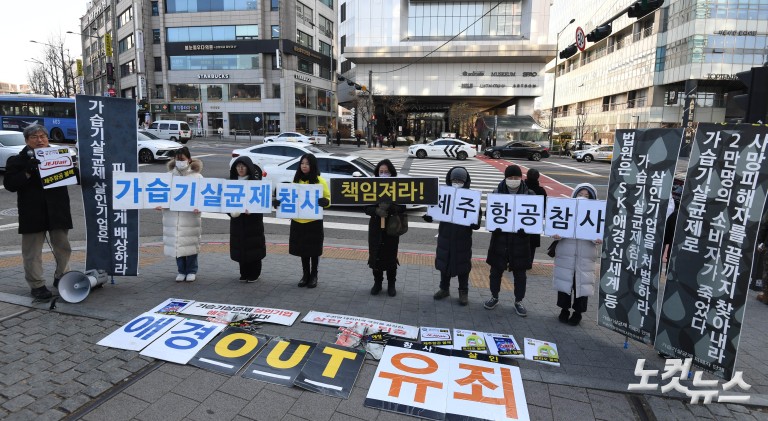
[185,274,196,282]
[175,273,185,282]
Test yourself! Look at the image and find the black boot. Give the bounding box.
[307,271,318,288]
[371,271,383,295]
[387,272,397,297]
[298,270,310,287]
[568,311,582,326]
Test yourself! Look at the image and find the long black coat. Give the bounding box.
[524,179,547,248]
[229,157,266,262]
[486,180,532,271]
[3,146,73,234]
[435,167,480,276]
[365,203,405,271]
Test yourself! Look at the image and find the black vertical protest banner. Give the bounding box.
[76,96,139,275]
[655,123,768,379]
[598,128,683,344]
[293,342,366,399]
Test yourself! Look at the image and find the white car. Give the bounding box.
[228,142,326,170]
[573,145,613,163]
[138,130,184,163]
[408,138,477,160]
[0,130,77,171]
[264,132,323,144]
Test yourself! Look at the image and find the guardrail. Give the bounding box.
[232,130,253,142]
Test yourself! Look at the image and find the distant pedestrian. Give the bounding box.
[228,157,266,283]
[355,132,361,148]
[157,147,203,282]
[365,159,405,297]
[484,165,532,316]
[336,130,341,146]
[424,167,480,306]
[551,184,602,326]
[525,168,547,266]
[391,133,397,148]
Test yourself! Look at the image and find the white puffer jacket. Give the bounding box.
[162,158,203,258]
[552,183,601,298]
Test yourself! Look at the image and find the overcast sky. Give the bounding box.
[0,1,86,86]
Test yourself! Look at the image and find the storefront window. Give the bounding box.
[317,90,328,111]
[317,116,328,135]
[202,84,225,101]
[229,84,261,100]
[295,114,308,133]
[307,116,317,134]
[307,87,318,110]
[229,112,265,135]
[295,84,307,108]
[170,84,200,101]
[169,54,260,70]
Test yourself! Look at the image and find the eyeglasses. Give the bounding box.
[28,134,49,140]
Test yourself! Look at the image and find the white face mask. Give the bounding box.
[452,181,464,188]
[175,160,189,170]
[505,179,521,190]
[378,172,391,177]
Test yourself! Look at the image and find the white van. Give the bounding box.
[146,120,192,144]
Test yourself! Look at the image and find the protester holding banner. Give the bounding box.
[425,167,480,306]
[158,147,203,282]
[551,183,602,326]
[276,153,330,288]
[228,157,267,283]
[364,159,406,297]
[484,165,533,316]
[524,168,547,266]
[3,124,75,300]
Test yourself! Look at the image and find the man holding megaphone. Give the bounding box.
[3,124,75,300]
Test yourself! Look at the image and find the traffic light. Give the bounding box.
[586,24,612,43]
[734,66,768,123]
[106,63,114,84]
[559,44,578,60]
[628,0,665,19]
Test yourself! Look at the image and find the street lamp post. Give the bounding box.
[67,30,100,96]
[548,18,576,152]
[30,39,70,97]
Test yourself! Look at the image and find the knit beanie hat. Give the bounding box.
[505,165,522,178]
[450,167,468,183]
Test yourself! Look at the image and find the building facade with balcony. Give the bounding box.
[79,0,337,136]
[338,0,552,140]
[546,0,768,145]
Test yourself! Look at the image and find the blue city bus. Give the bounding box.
[0,95,77,143]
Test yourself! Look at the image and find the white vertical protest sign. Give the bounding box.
[244,180,272,214]
[220,180,249,214]
[297,184,324,219]
[513,195,545,234]
[486,193,515,232]
[196,178,224,213]
[275,184,300,219]
[112,172,143,209]
[451,188,482,226]
[575,199,606,241]
[143,173,172,209]
[426,185,456,222]
[170,176,200,211]
[544,198,577,238]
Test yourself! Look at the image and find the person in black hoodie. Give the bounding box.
[423,167,481,306]
[3,124,76,300]
[364,159,406,296]
[524,168,547,266]
[228,157,267,283]
[484,164,533,317]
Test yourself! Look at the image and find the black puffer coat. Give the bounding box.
[3,146,74,234]
[485,180,532,271]
[435,167,480,276]
[365,159,404,271]
[524,175,547,248]
[229,157,266,263]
